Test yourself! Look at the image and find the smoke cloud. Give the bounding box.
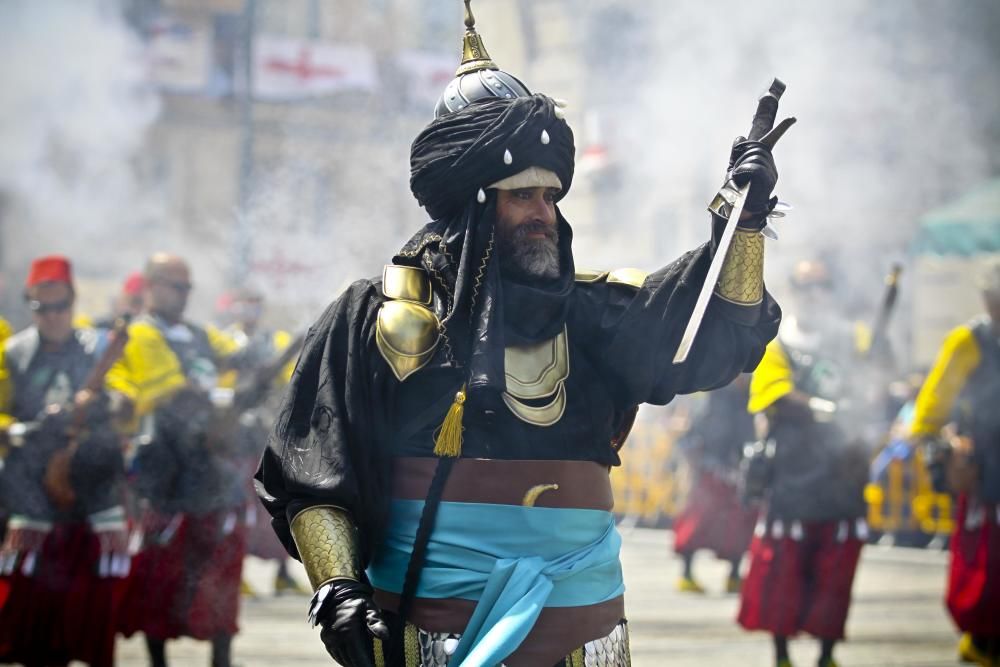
[2,0,998,343]
[0,0,163,293]
[565,0,1000,321]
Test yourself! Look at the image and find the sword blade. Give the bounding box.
[672,181,751,364]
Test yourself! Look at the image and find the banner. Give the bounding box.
[253,36,378,100]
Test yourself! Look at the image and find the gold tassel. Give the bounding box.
[433,384,466,458]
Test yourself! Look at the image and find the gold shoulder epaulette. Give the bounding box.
[382,264,432,304]
[376,265,439,381]
[607,268,648,289]
[574,269,609,283]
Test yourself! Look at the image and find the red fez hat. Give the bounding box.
[26,255,73,288]
[122,271,145,296]
[215,290,235,315]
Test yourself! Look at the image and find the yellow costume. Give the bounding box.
[105,318,239,419]
[0,317,13,345]
[748,339,795,414]
[910,324,982,438]
[216,328,295,390]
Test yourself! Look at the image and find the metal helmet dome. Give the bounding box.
[433,0,531,118]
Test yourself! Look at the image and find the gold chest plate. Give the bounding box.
[502,325,569,427]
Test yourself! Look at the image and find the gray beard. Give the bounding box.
[499,224,560,280]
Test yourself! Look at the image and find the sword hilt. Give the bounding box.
[748,78,785,141]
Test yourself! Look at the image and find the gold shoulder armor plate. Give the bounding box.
[607,268,648,289]
[377,265,439,382]
[376,301,440,382]
[574,269,609,284]
[382,264,432,305]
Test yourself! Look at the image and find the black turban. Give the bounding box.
[395,93,577,405]
[410,94,575,221]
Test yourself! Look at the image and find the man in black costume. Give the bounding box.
[257,5,784,665]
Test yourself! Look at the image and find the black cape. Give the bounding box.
[256,235,780,562]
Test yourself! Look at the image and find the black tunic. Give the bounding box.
[256,241,780,563]
[765,321,874,522]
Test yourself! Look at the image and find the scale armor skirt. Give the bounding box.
[374,619,631,667]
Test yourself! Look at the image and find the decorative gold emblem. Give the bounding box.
[522,483,560,507]
[715,228,765,306]
[504,326,569,400]
[289,506,359,590]
[502,326,569,427]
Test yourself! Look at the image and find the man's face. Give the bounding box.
[147,263,192,322]
[27,282,74,344]
[495,186,560,281]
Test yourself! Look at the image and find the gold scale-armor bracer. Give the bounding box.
[289,505,361,590]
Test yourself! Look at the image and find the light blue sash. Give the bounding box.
[368,499,625,667]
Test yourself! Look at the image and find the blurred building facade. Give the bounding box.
[98,0,628,327]
[3,0,998,361]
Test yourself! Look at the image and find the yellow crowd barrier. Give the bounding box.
[613,418,954,536]
[610,420,689,524]
[866,448,954,536]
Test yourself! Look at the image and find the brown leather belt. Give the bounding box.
[391,457,615,510]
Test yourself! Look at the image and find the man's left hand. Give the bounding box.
[314,580,390,667]
[728,137,778,215]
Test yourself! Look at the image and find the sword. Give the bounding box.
[673,79,795,365]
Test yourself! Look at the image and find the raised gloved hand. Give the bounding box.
[311,580,390,667]
[727,137,778,217]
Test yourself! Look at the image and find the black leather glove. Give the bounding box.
[312,580,390,667]
[728,137,778,215]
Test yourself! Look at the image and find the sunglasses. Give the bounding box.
[28,299,72,315]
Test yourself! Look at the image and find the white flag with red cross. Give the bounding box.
[253,36,378,100]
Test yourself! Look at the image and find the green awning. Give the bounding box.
[913,178,1000,255]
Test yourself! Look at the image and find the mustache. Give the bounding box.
[509,221,558,244]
